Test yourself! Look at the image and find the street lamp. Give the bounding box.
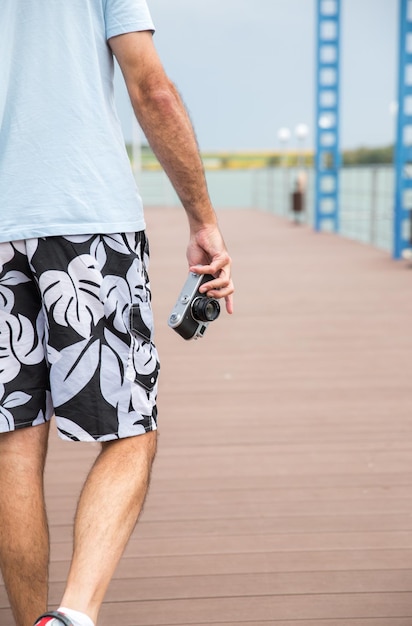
[277,128,291,215]
[295,123,309,167]
[278,127,291,167]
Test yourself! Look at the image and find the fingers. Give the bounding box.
[202,280,234,315]
[189,262,234,314]
[225,292,234,315]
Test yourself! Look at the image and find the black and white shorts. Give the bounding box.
[0,233,159,442]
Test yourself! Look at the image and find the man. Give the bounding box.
[0,1,234,625]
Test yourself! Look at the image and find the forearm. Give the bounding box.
[130,80,216,230]
[109,32,233,311]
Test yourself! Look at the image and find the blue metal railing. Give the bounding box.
[394,0,412,258]
[315,0,341,233]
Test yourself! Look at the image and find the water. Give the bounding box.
[137,165,395,253]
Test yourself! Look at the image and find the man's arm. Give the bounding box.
[108,31,233,313]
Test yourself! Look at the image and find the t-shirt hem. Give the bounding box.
[0,219,147,244]
[106,20,155,40]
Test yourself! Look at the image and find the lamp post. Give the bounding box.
[278,127,291,166]
[295,123,309,167]
[278,127,291,215]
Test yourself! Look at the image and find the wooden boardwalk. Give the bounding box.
[2,207,412,625]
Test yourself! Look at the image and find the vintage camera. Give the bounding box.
[168,272,220,340]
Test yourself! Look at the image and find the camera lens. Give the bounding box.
[191,297,220,322]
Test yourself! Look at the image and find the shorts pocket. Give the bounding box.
[129,303,160,392]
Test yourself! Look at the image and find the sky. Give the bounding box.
[114,0,398,152]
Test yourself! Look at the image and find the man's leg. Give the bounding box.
[59,430,157,625]
[0,422,50,626]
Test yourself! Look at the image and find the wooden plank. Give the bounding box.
[61,570,412,602]
[44,498,412,527]
[38,530,412,564]
[44,512,412,545]
[97,593,412,624]
[46,549,412,580]
[4,569,412,607]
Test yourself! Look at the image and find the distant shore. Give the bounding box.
[126,144,393,171]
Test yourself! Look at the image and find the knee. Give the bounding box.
[101,430,157,467]
[0,423,49,477]
[140,430,157,464]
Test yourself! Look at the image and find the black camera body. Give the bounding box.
[168,272,220,340]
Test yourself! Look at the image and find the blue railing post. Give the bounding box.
[394,0,412,259]
[315,0,341,232]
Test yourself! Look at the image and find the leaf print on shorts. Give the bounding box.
[1,271,31,287]
[49,337,100,406]
[0,269,31,311]
[0,241,26,274]
[101,275,131,334]
[0,312,45,384]
[0,388,31,431]
[0,285,14,311]
[56,416,115,442]
[88,234,138,274]
[126,258,149,304]
[39,255,103,337]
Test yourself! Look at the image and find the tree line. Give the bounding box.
[127,144,394,169]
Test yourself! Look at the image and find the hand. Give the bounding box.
[186,224,234,314]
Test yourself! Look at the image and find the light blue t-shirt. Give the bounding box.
[0,0,155,243]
